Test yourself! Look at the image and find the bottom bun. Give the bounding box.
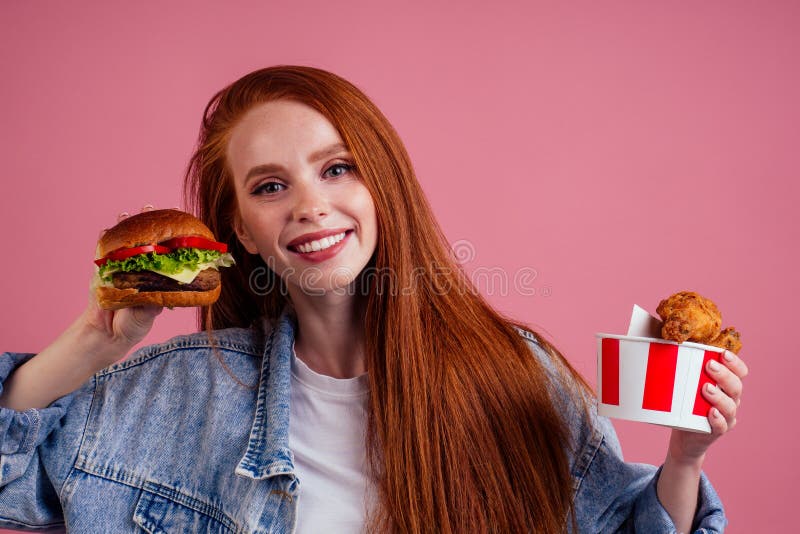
[96,284,221,310]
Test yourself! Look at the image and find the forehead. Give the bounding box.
[226,100,344,174]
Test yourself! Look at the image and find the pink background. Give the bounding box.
[1,1,796,531]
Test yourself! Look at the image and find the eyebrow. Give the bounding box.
[243,143,350,185]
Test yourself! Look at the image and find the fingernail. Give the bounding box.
[706,383,717,394]
[711,407,721,418]
[724,351,734,362]
[708,360,721,372]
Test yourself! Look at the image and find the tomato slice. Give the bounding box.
[94,244,171,266]
[93,236,227,267]
[159,236,228,253]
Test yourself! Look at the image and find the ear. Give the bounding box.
[233,211,259,255]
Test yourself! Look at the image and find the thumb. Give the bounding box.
[130,305,164,329]
[118,305,164,345]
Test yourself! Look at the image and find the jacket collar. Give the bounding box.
[235,304,297,480]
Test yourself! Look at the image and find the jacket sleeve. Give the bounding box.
[0,351,91,532]
[575,413,727,533]
[519,332,727,533]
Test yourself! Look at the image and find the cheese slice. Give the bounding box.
[150,263,213,284]
[98,253,235,286]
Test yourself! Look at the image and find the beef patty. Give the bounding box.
[112,268,221,292]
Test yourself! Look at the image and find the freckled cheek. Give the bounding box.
[348,187,378,232]
[237,208,284,254]
[348,185,375,218]
[259,224,285,254]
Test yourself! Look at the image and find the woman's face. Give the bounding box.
[227,99,378,295]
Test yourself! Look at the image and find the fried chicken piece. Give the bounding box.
[706,327,743,354]
[656,291,722,343]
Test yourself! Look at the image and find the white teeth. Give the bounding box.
[295,232,347,253]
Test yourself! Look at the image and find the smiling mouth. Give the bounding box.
[288,230,353,254]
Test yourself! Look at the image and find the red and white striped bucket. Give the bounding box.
[596,334,724,433]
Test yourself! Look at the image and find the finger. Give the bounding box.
[703,383,737,431]
[707,358,744,406]
[117,211,130,221]
[721,350,749,378]
[131,305,163,326]
[86,280,114,332]
[141,204,155,212]
[708,406,730,435]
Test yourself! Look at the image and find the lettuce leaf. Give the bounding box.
[98,248,234,282]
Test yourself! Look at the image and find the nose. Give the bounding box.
[291,182,330,222]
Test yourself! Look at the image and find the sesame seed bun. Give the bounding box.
[97,209,215,258]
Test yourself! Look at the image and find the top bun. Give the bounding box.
[97,209,215,257]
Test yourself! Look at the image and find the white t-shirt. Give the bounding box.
[289,345,373,533]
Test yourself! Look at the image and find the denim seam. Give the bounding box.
[0,515,65,530]
[59,376,98,502]
[96,332,264,377]
[571,430,603,495]
[72,463,242,533]
[139,479,241,532]
[96,344,262,380]
[238,325,283,476]
[74,460,147,489]
[19,409,40,455]
[248,327,274,451]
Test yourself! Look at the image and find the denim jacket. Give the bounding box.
[0,306,726,533]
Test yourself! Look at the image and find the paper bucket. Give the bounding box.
[596,333,723,433]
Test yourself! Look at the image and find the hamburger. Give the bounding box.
[93,209,235,310]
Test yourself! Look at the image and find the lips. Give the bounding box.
[287,227,352,250]
[287,229,353,264]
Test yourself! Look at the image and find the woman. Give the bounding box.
[0,66,746,533]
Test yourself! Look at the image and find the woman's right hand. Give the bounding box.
[0,296,162,411]
[83,295,163,359]
[0,208,166,410]
[82,206,163,366]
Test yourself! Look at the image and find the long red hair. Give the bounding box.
[184,66,592,533]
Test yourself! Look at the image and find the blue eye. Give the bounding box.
[325,163,355,178]
[252,181,285,195]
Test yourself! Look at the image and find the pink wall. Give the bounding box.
[1,1,796,531]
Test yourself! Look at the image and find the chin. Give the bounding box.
[292,267,367,297]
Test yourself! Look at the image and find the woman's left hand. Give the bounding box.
[668,350,749,462]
